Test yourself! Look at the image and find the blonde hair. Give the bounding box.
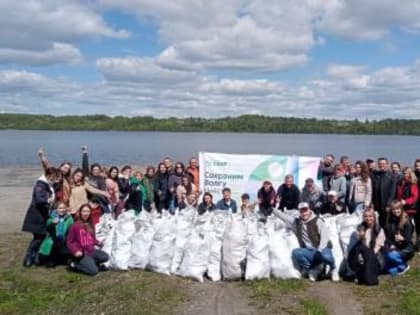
[387,200,409,229]
[402,167,417,184]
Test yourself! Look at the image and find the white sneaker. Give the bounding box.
[308,268,321,282]
[399,265,410,275]
[331,269,340,282]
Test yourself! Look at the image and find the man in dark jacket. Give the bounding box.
[277,174,300,210]
[371,157,396,227]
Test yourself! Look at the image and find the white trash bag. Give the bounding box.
[269,228,301,279]
[128,211,156,269]
[95,213,116,267]
[322,215,344,272]
[110,210,137,270]
[222,212,248,280]
[147,211,177,275]
[245,222,270,280]
[177,212,213,282]
[336,213,361,257]
[170,208,196,274]
[207,210,229,281]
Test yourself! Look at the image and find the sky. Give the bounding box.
[1,0,420,120]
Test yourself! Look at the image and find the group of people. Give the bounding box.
[21,147,420,284]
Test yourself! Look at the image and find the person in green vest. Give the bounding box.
[142,166,156,211]
[126,171,147,214]
[38,201,74,267]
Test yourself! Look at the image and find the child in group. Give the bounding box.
[38,201,74,267]
[384,200,414,275]
[66,203,109,276]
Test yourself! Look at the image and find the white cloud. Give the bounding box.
[316,0,420,40]
[101,0,317,71]
[0,0,129,65]
[2,59,420,119]
[0,43,82,66]
[96,57,197,85]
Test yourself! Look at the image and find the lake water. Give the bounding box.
[0,130,419,167]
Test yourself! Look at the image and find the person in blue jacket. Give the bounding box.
[216,187,238,213]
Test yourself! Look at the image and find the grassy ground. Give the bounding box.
[0,233,186,315]
[243,279,315,314]
[352,256,420,315]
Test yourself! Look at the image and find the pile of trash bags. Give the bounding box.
[95,208,363,282]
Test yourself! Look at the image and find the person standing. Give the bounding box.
[348,161,372,213]
[317,154,335,192]
[371,157,396,227]
[22,167,61,267]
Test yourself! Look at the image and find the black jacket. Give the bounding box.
[384,217,414,261]
[371,170,396,213]
[22,179,54,235]
[277,184,300,210]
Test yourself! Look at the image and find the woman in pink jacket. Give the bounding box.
[66,203,109,276]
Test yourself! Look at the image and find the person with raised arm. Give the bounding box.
[274,202,338,282]
[37,147,72,206]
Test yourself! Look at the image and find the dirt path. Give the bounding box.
[308,281,363,315]
[178,281,263,315]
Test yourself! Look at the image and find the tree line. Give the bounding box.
[1,113,420,135]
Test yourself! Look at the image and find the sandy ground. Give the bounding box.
[0,167,40,234]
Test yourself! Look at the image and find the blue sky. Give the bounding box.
[1,0,420,119]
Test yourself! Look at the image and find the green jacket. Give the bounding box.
[39,213,74,256]
[142,176,154,203]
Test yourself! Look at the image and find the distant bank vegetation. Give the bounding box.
[1,113,420,135]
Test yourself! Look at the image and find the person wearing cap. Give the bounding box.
[257,180,277,217]
[216,187,238,213]
[329,164,347,204]
[300,178,324,214]
[277,174,300,211]
[274,202,339,282]
[320,190,345,216]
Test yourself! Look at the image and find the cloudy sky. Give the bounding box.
[1,0,420,119]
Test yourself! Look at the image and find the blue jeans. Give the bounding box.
[292,247,335,272]
[385,251,406,275]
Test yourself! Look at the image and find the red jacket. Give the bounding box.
[66,221,99,256]
[396,179,418,210]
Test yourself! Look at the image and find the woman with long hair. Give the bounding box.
[22,167,61,267]
[105,166,119,212]
[66,203,109,276]
[347,207,385,285]
[154,162,170,212]
[37,147,72,206]
[348,161,372,213]
[69,168,109,215]
[384,200,414,275]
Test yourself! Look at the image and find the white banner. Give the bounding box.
[199,152,321,203]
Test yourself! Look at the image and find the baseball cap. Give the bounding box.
[328,190,338,197]
[298,202,309,210]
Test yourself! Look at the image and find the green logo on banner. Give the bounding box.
[249,156,288,182]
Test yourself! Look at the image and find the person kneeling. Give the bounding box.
[384,200,414,276]
[66,203,109,276]
[277,202,338,282]
[38,202,74,267]
[347,207,385,285]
